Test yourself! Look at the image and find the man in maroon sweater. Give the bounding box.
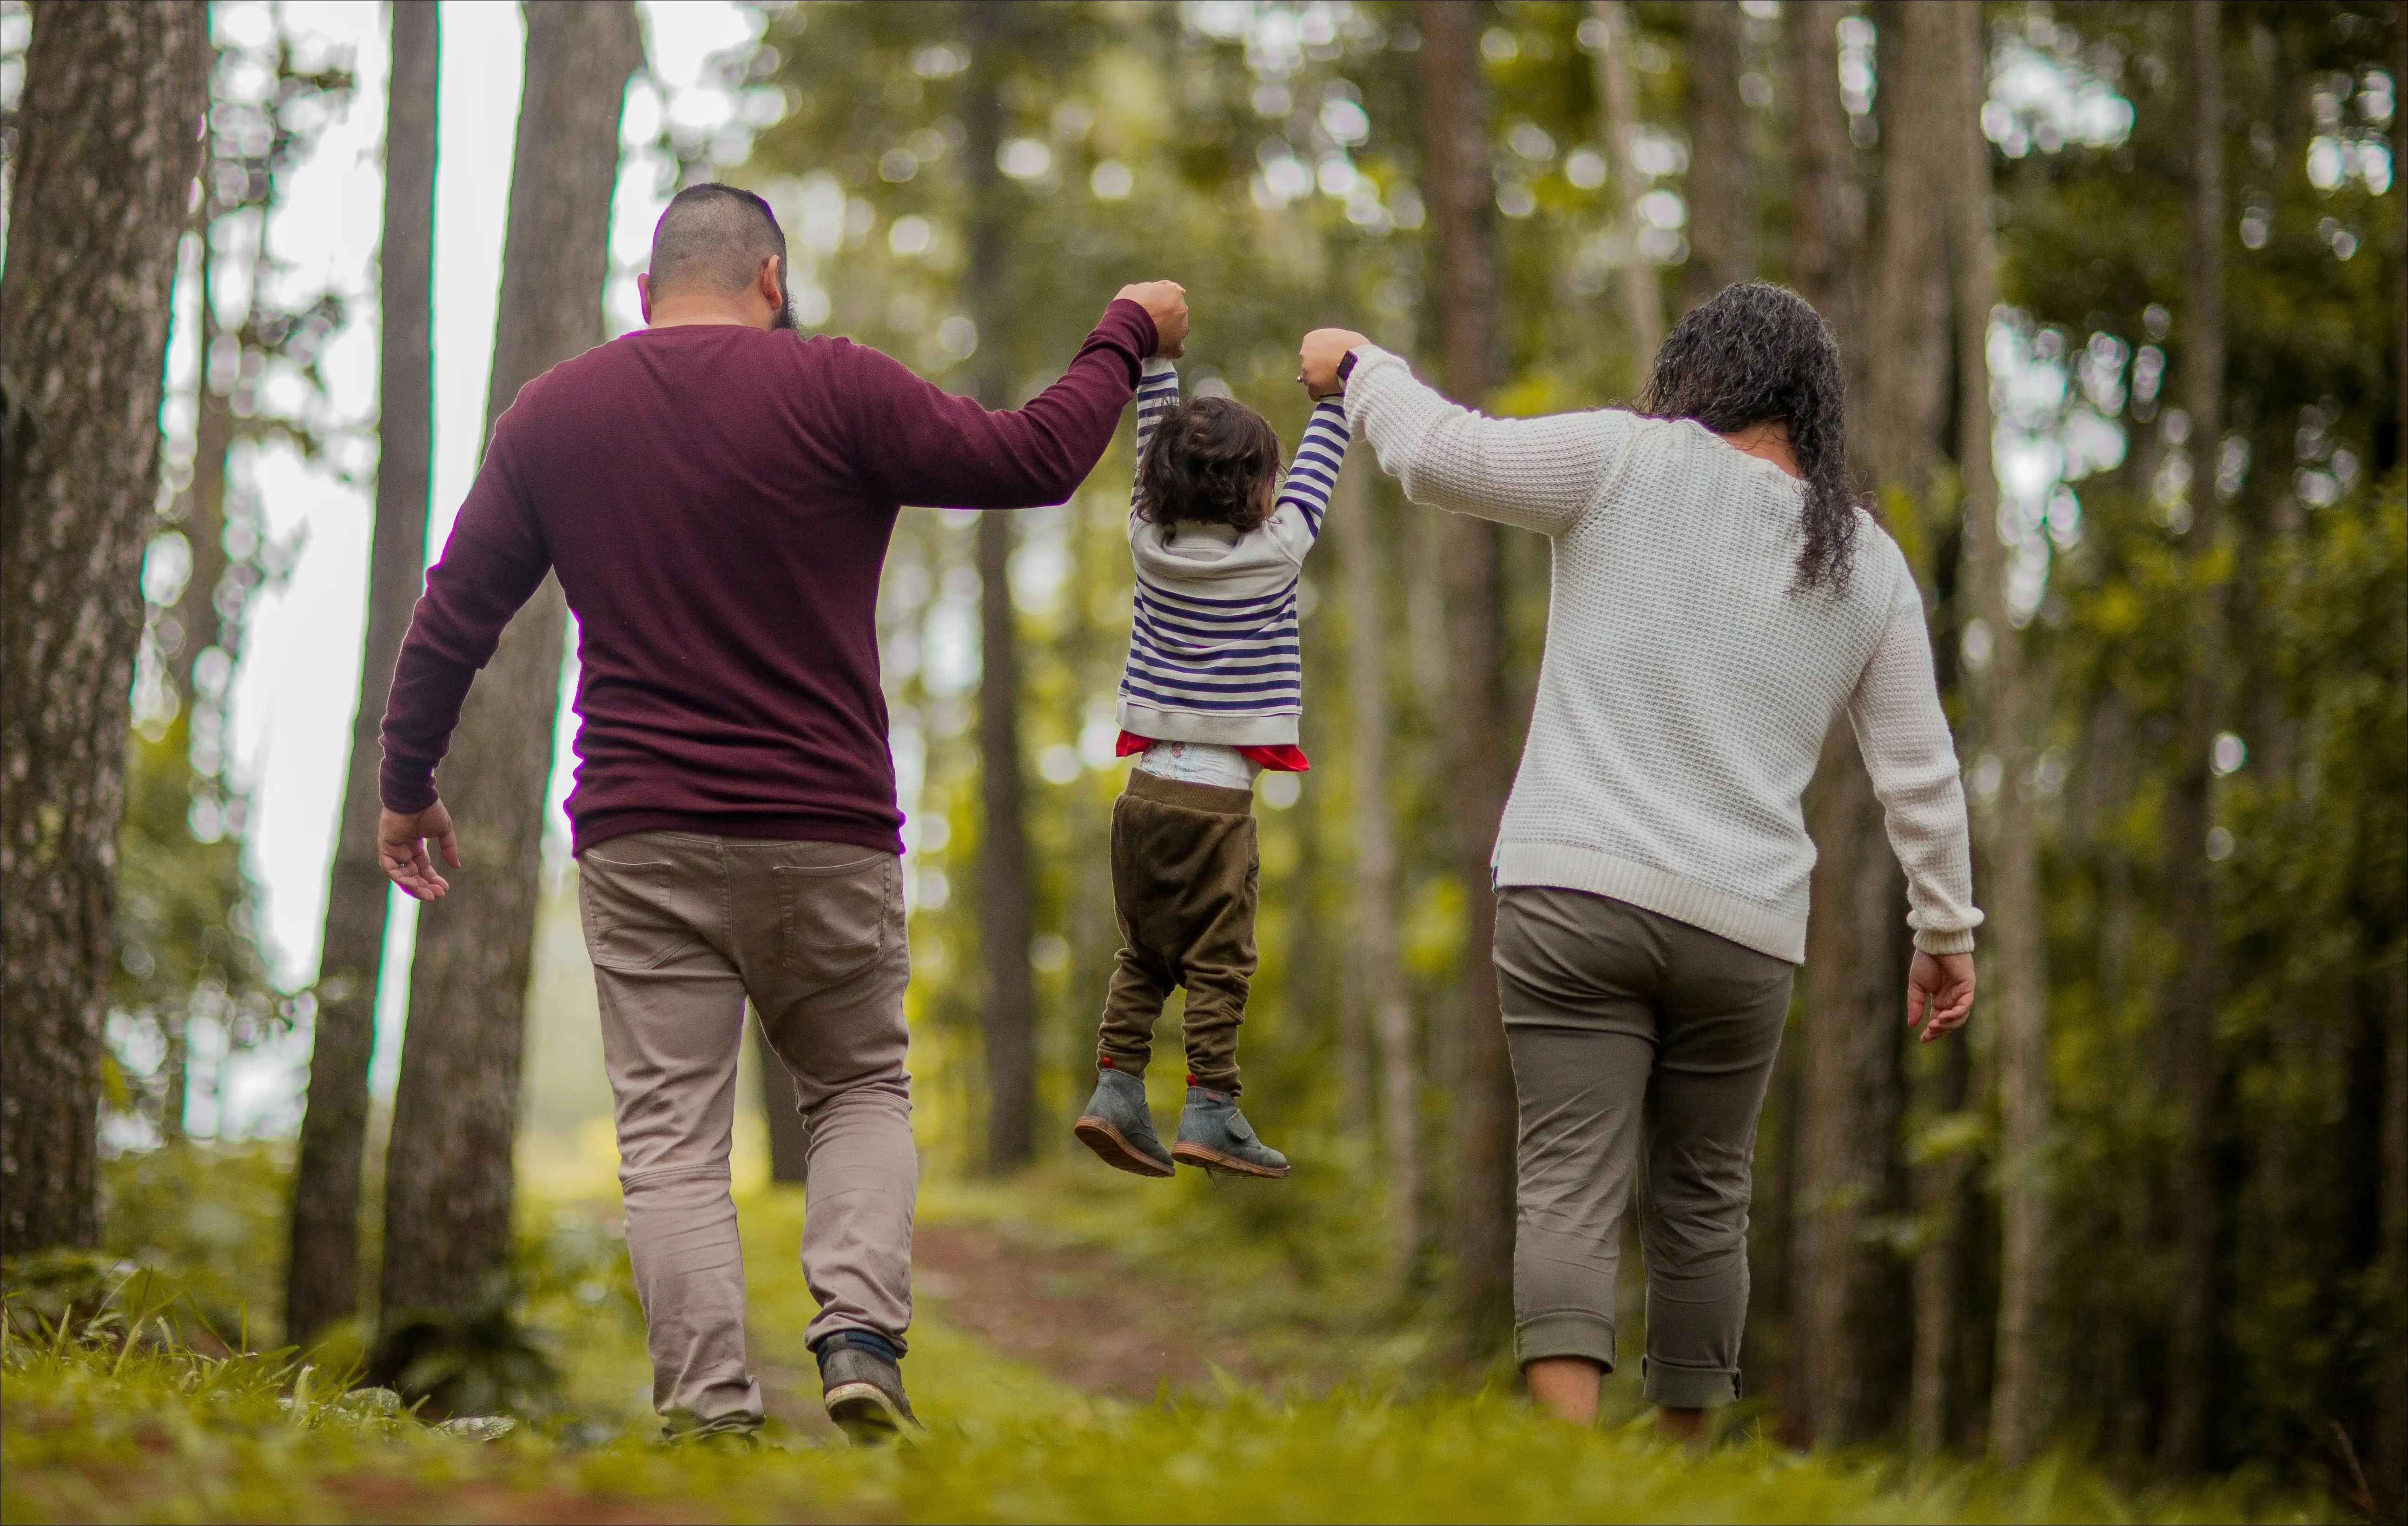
[376,184,1186,1441]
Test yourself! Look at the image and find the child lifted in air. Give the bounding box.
[1072,349,1349,1181]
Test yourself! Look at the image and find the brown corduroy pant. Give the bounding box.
[1094,769,1260,1095]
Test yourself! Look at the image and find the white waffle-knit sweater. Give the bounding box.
[1343,345,1981,963]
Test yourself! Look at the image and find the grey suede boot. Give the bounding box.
[1073,1066,1175,1177]
[1172,1085,1290,1178]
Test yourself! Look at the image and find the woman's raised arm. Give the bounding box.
[1316,338,1637,538]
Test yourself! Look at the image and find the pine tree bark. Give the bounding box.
[378,0,642,1324]
[2161,0,2225,1473]
[285,0,439,1347]
[1938,2,2051,1469]
[960,0,1039,1174]
[1680,0,1752,312]
[1418,0,1517,1351]
[1586,0,1663,393]
[1334,456,1418,1275]
[0,0,211,1255]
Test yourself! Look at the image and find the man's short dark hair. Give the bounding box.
[648,183,788,309]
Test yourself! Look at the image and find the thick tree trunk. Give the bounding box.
[1586,0,1663,393]
[378,1,641,1325]
[1789,0,1954,1451]
[1680,0,1752,312]
[960,0,1039,1174]
[2161,0,2225,1473]
[1418,0,1517,1352]
[1792,731,1903,1446]
[1334,455,1417,1275]
[0,0,211,1256]
[1782,0,1864,346]
[286,0,439,1347]
[1938,2,2051,1469]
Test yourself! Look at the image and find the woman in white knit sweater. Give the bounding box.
[1298,283,1981,1441]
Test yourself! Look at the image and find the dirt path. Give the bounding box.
[911,1221,1263,1400]
[754,1216,1260,1435]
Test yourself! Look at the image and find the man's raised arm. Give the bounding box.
[850,282,1187,511]
[376,429,554,898]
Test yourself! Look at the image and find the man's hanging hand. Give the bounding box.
[379,802,460,901]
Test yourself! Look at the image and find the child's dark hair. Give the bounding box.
[1641,280,1863,592]
[1136,396,1282,533]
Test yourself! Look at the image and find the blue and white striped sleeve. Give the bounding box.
[1273,397,1351,545]
[1131,357,1181,518]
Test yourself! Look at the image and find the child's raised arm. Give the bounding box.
[1272,395,1351,550]
[1130,356,1180,519]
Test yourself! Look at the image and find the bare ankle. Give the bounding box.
[1525,1356,1605,1426]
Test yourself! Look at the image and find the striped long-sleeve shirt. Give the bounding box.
[1113,358,1350,750]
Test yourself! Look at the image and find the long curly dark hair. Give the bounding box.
[1640,280,1864,592]
[1136,396,1282,533]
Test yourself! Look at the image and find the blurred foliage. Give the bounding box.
[108,723,287,1143]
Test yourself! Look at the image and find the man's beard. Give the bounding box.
[771,265,797,331]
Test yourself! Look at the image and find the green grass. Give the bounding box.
[0,1156,2336,1524]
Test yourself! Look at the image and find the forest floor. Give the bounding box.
[0,1157,2336,1524]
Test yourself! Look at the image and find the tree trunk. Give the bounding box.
[1789,0,1952,1451]
[1861,0,1953,542]
[2378,959,2408,1522]
[168,278,234,715]
[0,0,211,1256]
[378,0,641,1325]
[285,0,438,1347]
[960,0,1038,1174]
[754,1016,811,1184]
[1782,0,1864,345]
[1937,2,2051,1470]
[1586,0,1663,394]
[2161,0,2224,1473]
[1418,0,1517,1353]
[1335,453,1418,1276]
[1680,0,1752,312]
[1792,730,1903,1446]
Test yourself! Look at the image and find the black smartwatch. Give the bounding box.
[1336,348,1360,386]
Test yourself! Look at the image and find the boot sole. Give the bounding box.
[825,1381,916,1444]
[1074,1116,1176,1178]
[1171,1141,1290,1178]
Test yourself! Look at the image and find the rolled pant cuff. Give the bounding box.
[1514,1311,1617,1372]
[1186,1066,1241,1095]
[1098,1046,1149,1076]
[1641,1357,1740,1409]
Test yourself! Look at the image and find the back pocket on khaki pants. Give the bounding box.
[579,855,680,971]
[772,852,897,989]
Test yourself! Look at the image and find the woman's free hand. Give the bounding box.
[1298,327,1369,398]
[1906,949,1976,1042]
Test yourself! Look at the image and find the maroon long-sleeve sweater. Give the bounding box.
[379,299,1158,855]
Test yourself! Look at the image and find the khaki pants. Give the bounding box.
[1095,769,1259,1094]
[1495,885,1794,1409]
[579,833,915,1433]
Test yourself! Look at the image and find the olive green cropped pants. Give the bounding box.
[1496,885,1795,1410]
